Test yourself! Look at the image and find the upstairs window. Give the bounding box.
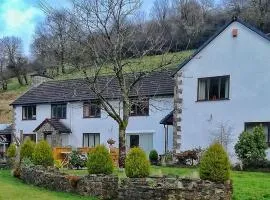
[22,105,36,120]
[83,101,101,118]
[51,104,67,119]
[198,76,230,101]
[130,99,149,116]
[245,122,270,147]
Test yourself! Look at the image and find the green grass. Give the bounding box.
[63,167,270,200]
[0,170,96,200]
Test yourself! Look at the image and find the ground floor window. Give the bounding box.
[130,135,139,148]
[245,122,270,146]
[83,133,100,147]
[23,134,36,142]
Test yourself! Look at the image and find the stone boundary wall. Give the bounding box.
[118,177,232,200]
[20,166,118,199]
[20,166,232,200]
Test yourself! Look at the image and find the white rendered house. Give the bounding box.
[172,18,270,160]
[11,71,174,155]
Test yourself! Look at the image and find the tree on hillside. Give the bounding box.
[1,36,29,86]
[49,0,173,167]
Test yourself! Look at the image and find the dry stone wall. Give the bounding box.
[20,166,232,200]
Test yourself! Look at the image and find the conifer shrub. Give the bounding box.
[199,143,230,182]
[149,149,159,165]
[32,140,54,167]
[87,145,114,175]
[7,143,16,158]
[125,147,150,178]
[20,138,35,161]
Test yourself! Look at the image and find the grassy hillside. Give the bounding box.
[0,50,193,123]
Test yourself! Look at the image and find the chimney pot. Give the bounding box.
[232,28,238,37]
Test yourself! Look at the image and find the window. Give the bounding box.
[83,133,100,147]
[83,101,101,118]
[245,122,270,146]
[23,134,36,142]
[51,104,67,119]
[130,135,139,148]
[22,105,36,120]
[197,76,230,101]
[130,99,149,116]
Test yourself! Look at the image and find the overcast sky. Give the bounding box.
[0,0,156,55]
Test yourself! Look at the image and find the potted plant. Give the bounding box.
[107,138,116,147]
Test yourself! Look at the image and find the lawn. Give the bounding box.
[0,170,96,200]
[64,167,270,200]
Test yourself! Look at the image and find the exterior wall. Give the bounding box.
[177,21,270,160]
[14,96,173,154]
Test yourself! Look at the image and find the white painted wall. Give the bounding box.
[179,21,270,161]
[14,96,173,154]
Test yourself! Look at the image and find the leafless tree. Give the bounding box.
[57,0,173,167]
[210,121,234,152]
[1,36,28,86]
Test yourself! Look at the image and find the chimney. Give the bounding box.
[232,28,238,37]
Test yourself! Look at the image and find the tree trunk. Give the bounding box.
[119,126,126,168]
[17,75,24,86]
[2,80,7,90]
[23,74,28,85]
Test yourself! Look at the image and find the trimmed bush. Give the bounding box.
[20,138,35,161]
[87,145,114,175]
[199,143,230,182]
[32,140,54,167]
[7,143,16,158]
[125,147,150,178]
[235,125,267,169]
[149,149,158,165]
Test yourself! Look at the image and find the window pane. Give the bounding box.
[220,77,229,99]
[83,103,90,117]
[95,134,100,146]
[83,134,88,147]
[198,79,207,100]
[62,105,67,118]
[209,78,219,100]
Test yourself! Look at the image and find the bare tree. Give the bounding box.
[210,121,234,152]
[59,0,173,167]
[1,36,28,86]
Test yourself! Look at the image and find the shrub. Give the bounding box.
[125,147,150,178]
[149,149,158,165]
[199,143,230,182]
[87,145,114,175]
[54,160,63,169]
[21,157,35,168]
[7,143,16,158]
[20,138,35,161]
[69,150,87,169]
[235,125,267,168]
[12,162,21,178]
[32,140,54,167]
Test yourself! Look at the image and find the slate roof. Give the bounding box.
[0,124,13,135]
[33,119,71,133]
[172,17,270,76]
[11,70,174,106]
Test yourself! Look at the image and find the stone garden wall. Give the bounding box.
[20,166,232,200]
[118,177,232,200]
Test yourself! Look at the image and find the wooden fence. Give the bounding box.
[53,146,119,166]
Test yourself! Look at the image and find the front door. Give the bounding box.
[44,132,52,146]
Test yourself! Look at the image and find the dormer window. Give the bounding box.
[197,76,230,101]
[22,105,36,120]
